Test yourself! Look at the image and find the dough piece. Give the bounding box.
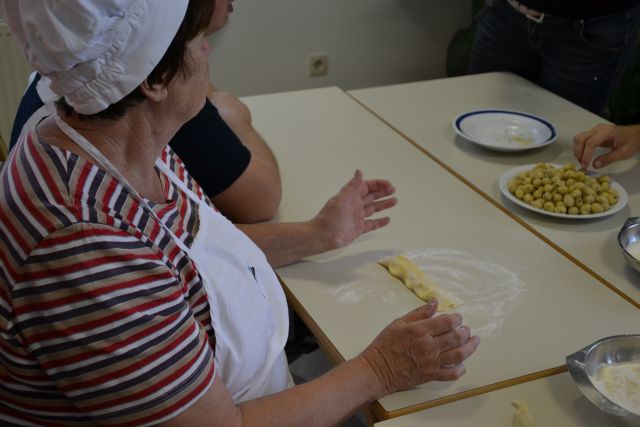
[379,255,461,311]
[511,400,535,427]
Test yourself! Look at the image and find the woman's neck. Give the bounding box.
[36,107,177,203]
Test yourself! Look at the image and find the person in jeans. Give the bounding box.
[469,0,640,114]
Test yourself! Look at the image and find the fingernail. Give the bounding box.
[594,160,601,168]
[419,300,436,314]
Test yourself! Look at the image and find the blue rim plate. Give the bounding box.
[453,109,557,152]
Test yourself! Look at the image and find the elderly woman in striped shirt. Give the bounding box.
[0,1,479,425]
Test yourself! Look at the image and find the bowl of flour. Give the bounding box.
[619,217,640,274]
[567,335,640,422]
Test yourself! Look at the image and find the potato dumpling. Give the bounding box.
[508,163,618,216]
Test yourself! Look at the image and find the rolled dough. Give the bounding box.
[379,255,461,311]
[511,400,535,427]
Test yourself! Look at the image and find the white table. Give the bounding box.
[242,87,640,420]
[374,372,634,427]
[349,72,640,307]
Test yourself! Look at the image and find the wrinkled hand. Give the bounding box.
[312,170,397,250]
[360,300,480,396]
[574,124,640,169]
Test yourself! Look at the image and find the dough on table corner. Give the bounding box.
[511,400,535,427]
[378,255,462,312]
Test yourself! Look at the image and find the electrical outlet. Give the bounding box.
[308,53,328,77]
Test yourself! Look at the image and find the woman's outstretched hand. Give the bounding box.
[312,169,397,249]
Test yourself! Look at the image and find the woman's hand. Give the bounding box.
[311,169,397,250]
[360,300,480,396]
[573,124,640,169]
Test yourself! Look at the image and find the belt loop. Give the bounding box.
[507,0,546,23]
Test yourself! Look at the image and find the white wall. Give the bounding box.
[0,1,473,154]
[208,0,472,96]
[0,22,31,157]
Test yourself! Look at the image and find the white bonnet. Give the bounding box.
[0,0,189,114]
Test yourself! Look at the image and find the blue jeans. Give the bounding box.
[468,0,640,114]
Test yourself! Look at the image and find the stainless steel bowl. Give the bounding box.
[618,217,640,273]
[567,335,640,422]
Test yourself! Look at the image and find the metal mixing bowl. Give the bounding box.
[618,217,640,273]
[567,335,640,422]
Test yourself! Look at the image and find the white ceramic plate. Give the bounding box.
[499,164,628,219]
[453,109,557,152]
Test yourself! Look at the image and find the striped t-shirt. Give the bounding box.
[0,132,216,426]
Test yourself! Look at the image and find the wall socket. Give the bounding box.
[308,53,328,77]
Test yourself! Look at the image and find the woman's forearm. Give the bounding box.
[237,221,331,267]
[162,303,479,427]
[239,356,382,427]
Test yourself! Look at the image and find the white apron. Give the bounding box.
[53,114,291,403]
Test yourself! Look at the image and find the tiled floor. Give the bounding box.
[289,348,367,427]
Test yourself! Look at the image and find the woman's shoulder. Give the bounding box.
[3,131,117,210]
[0,134,159,266]
[0,134,76,243]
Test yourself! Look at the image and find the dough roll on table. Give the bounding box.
[379,255,461,311]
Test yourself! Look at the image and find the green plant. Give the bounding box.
[446,0,485,77]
